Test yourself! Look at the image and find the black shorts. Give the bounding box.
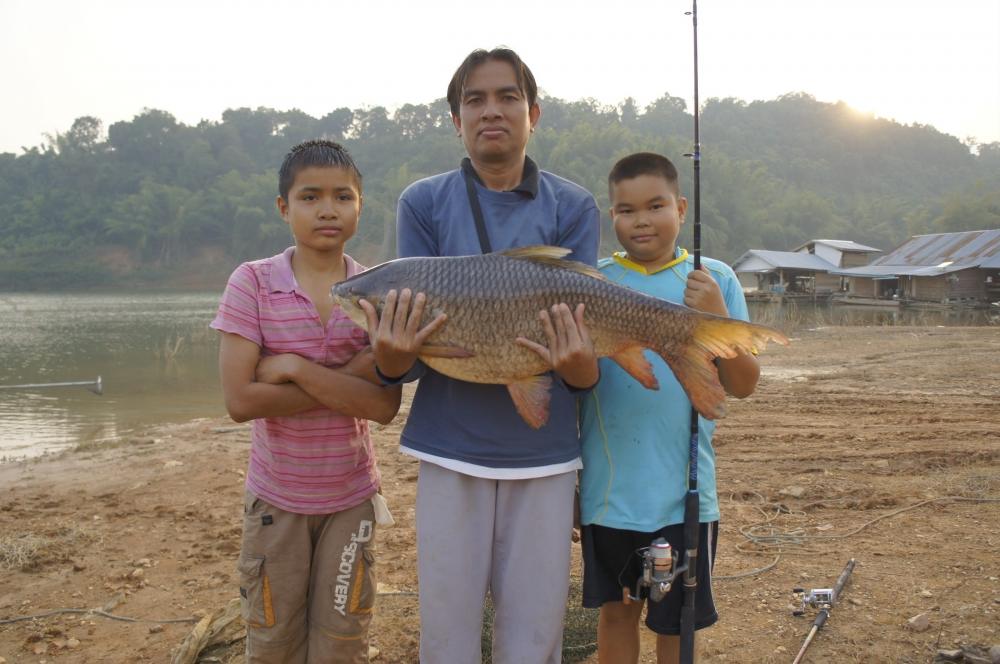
[581,521,719,635]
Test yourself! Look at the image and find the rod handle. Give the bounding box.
[679,603,696,660]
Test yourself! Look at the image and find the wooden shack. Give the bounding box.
[732,239,882,300]
[832,229,1000,306]
[731,250,837,298]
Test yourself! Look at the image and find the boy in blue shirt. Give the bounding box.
[578,152,760,664]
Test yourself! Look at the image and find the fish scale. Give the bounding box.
[333,246,788,429]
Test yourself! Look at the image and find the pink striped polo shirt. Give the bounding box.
[210,246,379,515]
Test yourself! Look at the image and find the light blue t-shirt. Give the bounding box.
[578,247,749,531]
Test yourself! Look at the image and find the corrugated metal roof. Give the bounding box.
[732,250,838,272]
[977,253,1000,269]
[871,229,1000,268]
[793,239,883,253]
[831,263,974,277]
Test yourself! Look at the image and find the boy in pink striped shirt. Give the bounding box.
[211,140,401,663]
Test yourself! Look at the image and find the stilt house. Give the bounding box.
[831,229,1000,306]
[731,240,882,296]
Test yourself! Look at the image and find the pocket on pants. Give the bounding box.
[238,554,275,628]
[328,546,376,636]
[352,548,376,614]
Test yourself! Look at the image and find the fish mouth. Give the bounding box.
[331,293,367,327]
[331,290,359,306]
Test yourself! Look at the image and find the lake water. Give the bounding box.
[0,292,995,462]
[0,292,224,461]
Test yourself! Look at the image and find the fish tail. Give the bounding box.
[654,316,788,420]
[691,315,788,360]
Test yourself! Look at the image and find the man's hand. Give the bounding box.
[255,353,304,385]
[684,267,728,316]
[517,303,599,389]
[359,288,448,379]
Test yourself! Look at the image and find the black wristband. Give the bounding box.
[374,364,408,385]
[564,366,601,393]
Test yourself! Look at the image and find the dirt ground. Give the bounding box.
[1,325,998,664]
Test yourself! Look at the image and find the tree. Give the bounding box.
[933,186,1000,233]
[318,108,355,140]
[46,116,104,155]
[394,103,435,139]
[3,90,998,290]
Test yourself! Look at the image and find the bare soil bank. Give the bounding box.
[1,326,998,663]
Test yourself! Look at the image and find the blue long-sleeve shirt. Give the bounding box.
[394,157,600,476]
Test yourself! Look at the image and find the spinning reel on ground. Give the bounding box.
[792,586,835,616]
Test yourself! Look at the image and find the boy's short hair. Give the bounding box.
[608,152,680,200]
[447,47,538,117]
[278,139,362,200]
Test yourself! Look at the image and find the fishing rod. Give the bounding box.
[0,376,103,395]
[791,558,856,664]
[680,1,702,661]
[619,6,702,660]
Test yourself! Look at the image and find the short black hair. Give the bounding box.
[278,139,362,200]
[608,152,680,200]
[447,47,538,117]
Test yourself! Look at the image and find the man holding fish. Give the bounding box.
[360,47,601,663]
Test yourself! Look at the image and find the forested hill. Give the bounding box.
[2,92,999,290]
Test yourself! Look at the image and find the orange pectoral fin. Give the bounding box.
[506,375,553,429]
[610,346,659,390]
[660,344,727,421]
[417,344,475,359]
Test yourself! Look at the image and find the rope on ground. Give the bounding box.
[716,494,1000,580]
[740,495,1000,550]
[715,554,782,580]
[0,608,198,626]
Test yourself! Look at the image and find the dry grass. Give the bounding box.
[0,532,49,570]
[0,523,93,571]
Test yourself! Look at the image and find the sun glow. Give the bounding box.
[843,100,878,119]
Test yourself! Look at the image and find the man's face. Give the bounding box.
[452,58,540,165]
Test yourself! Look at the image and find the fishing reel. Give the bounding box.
[792,587,834,616]
[622,538,686,604]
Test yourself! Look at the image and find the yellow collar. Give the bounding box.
[612,248,689,275]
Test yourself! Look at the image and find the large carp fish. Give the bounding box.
[332,246,788,428]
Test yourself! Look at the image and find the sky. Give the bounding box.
[1,0,998,154]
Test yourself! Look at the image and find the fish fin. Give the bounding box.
[506,375,553,429]
[654,317,788,420]
[658,344,728,420]
[692,316,789,359]
[417,344,475,359]
[500,245,571,260]
[500,245,607,281]
[610,346,659,389]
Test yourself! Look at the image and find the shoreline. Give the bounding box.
[2,326,999,662]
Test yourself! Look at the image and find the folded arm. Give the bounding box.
[256,349,402,425]
[219,332,401,425]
